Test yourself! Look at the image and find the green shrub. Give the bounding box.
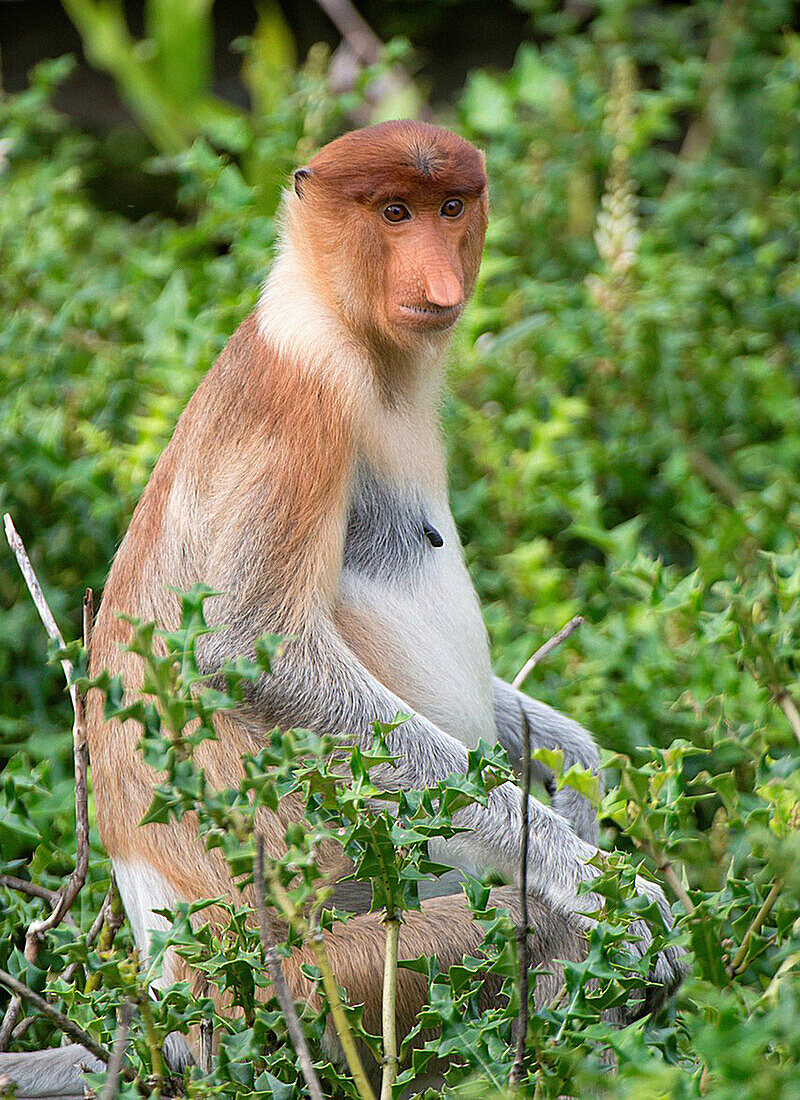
[2,1,800,1094]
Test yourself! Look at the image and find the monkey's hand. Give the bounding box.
[493,678,603,843]
[442,783,686,1015]
[561,851,687,1017]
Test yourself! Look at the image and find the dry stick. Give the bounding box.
[664,0,741,199]
[0,876,78,925]
[84,876,126,995]
[3,514,77,710]
[0,968,121,1071]
[379,915,401,1100]
[512,616,584,691]
[729,879,783,977]
[64,875,123,987]
[509,617,584,1088]
[314,0,383,65]
[509,710,532,1089]
[259,855,376,1100]
[199,1019,214,1076]
[253,839,325,1100]
[100,1002,133,1100]
[776,691,800,749]
[0,517,93,1049]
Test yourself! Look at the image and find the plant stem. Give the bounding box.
[380,914,401,1100]
[777,691,800,749]
[622,773,695,915]
[729,880,783,976]
[512,616,584,691]
[138,996,164,1096]
[510,710,531,1088]
[254,840,324,1100]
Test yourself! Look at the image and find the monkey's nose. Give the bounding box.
[423,267,463,309]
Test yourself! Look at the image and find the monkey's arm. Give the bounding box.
[493,678,602,843]
[207,613,671,934]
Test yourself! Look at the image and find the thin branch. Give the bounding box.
[0,533,93,1049]
[0,968,118,1070]
[509,709,532,1088]
[664,0,742,198]
[0,876,77,923]
[100,1002,133,1100]
[509,617,584,1087]
[512,616,584,691]
[254,839,324,1100]
[729,880,783,977]
[379,915,401,1100]
[255,851,374,1100]
[683,443,742,508]
[199,1019,214,1075]
[309,932,377,1100]
[63,875,122,986]
[776,691,800,749]
[314,0,383,65]
[3,514,76,709]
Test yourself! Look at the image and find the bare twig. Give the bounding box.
[63,875,122,986]
[0,523,93,1049]
[729,880,783,977]
[0,876,77,924]
[509,617,584,1088]
[776,691,800,749]
[10,1015,36,1041]
[509,710,532,1088]
[379,915,400,1100]
[3,514,76,709]
[100,1002,133,1100]
[0,969,117,1069]
[512,616,584,691]
[315,0,383,65]
[254,839,324,1100]
[683,443,742,508]
[664,0,742,197]
[199,1019,214,1075]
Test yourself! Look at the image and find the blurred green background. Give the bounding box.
[2,1,800,1093]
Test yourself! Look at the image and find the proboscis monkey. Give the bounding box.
[0,121,684,1096]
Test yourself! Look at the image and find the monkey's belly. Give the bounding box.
[335,561,496,748]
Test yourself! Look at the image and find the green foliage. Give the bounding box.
[2,1,800,1095]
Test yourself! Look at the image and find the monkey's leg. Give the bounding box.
[171,883,603,1077]
[493,678,603,843]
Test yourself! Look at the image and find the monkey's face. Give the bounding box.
[372,192,486,334]
[291,121,488,351]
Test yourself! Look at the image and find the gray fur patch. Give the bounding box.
[343,466,441,584]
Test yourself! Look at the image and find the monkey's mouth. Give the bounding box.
[397,303,463,329]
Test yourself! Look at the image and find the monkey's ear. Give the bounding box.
[293,167,312,198]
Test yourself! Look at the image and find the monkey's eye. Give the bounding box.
[440,197,464,218]
[382,203,411,223]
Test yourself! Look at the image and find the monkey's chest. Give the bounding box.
[336,476,495,747]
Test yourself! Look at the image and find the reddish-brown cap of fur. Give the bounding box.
[303,120,487,204]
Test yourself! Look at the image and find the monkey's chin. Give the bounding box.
[394,303,463,331]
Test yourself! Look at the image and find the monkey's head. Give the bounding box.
[287,121,488,350]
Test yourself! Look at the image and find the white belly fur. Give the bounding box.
[337,522,496,748]
[113,857,183,987]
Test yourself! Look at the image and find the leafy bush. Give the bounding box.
[2,0,800,1095]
